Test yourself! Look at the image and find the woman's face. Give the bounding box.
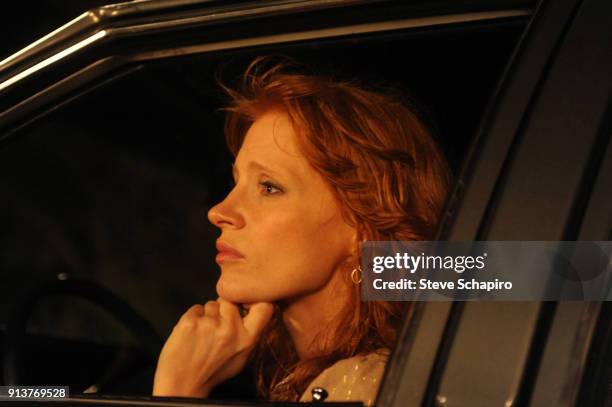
[208,110,356,304]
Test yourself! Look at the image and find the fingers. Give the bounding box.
[183,304,205,318]
[181,299,274,344]
[215,298,274,347]
[178,301,221,330]
[204,300,220,318]
[242,302,274,338]
[181,301,221,320]
[177,304,205,329]
[217,297,242,323]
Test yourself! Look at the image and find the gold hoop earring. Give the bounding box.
[351,266,362,284]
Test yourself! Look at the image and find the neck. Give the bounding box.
[280,269,351,360]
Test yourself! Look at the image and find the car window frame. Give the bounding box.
[7,0,596,405]
[0,0,533,140]
[402,0,611,405]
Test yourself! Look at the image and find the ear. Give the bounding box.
[347,225,363,262]
[352,228,362,247]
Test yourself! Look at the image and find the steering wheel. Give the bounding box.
[2,274,163,389]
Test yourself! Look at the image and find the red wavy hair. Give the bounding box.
[220,57,450,401]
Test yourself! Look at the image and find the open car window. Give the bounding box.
[0,5,528,399]
[7,0,610,406]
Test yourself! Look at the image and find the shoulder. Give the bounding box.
[299,349,390,406]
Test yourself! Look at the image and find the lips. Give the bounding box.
[215,240,245,264]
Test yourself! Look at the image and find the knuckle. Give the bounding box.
[215,324,235,344]
[216,327,231,342]
[182,304,204,319]
[204,301,219,312]
[177,316,198,330]
[188,304,204,313]
[200,314,217,326]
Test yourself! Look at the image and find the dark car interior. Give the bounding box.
[0,14,528,398]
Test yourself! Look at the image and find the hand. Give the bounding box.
[152,298,274,398]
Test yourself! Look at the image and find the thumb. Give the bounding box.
[242,302,274,338]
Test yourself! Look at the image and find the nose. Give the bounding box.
[207,191,244,229]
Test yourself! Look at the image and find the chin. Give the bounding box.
[216,274,284,304]
[216,275,259,304]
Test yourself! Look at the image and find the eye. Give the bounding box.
[260,180,283,195]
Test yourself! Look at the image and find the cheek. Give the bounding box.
[216,201,354,303]
[215,213,309,302]
[253,209,353,293]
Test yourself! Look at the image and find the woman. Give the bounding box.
[153,57,450,405]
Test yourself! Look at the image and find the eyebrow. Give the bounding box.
[232,161,290,180]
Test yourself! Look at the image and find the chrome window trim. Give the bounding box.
[0,0,530,96]
[127,9,530,62]
[0,0,369,70]
[0,12,96,69]
[0,31,108,93]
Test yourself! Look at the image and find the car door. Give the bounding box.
[377,0,611,406]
